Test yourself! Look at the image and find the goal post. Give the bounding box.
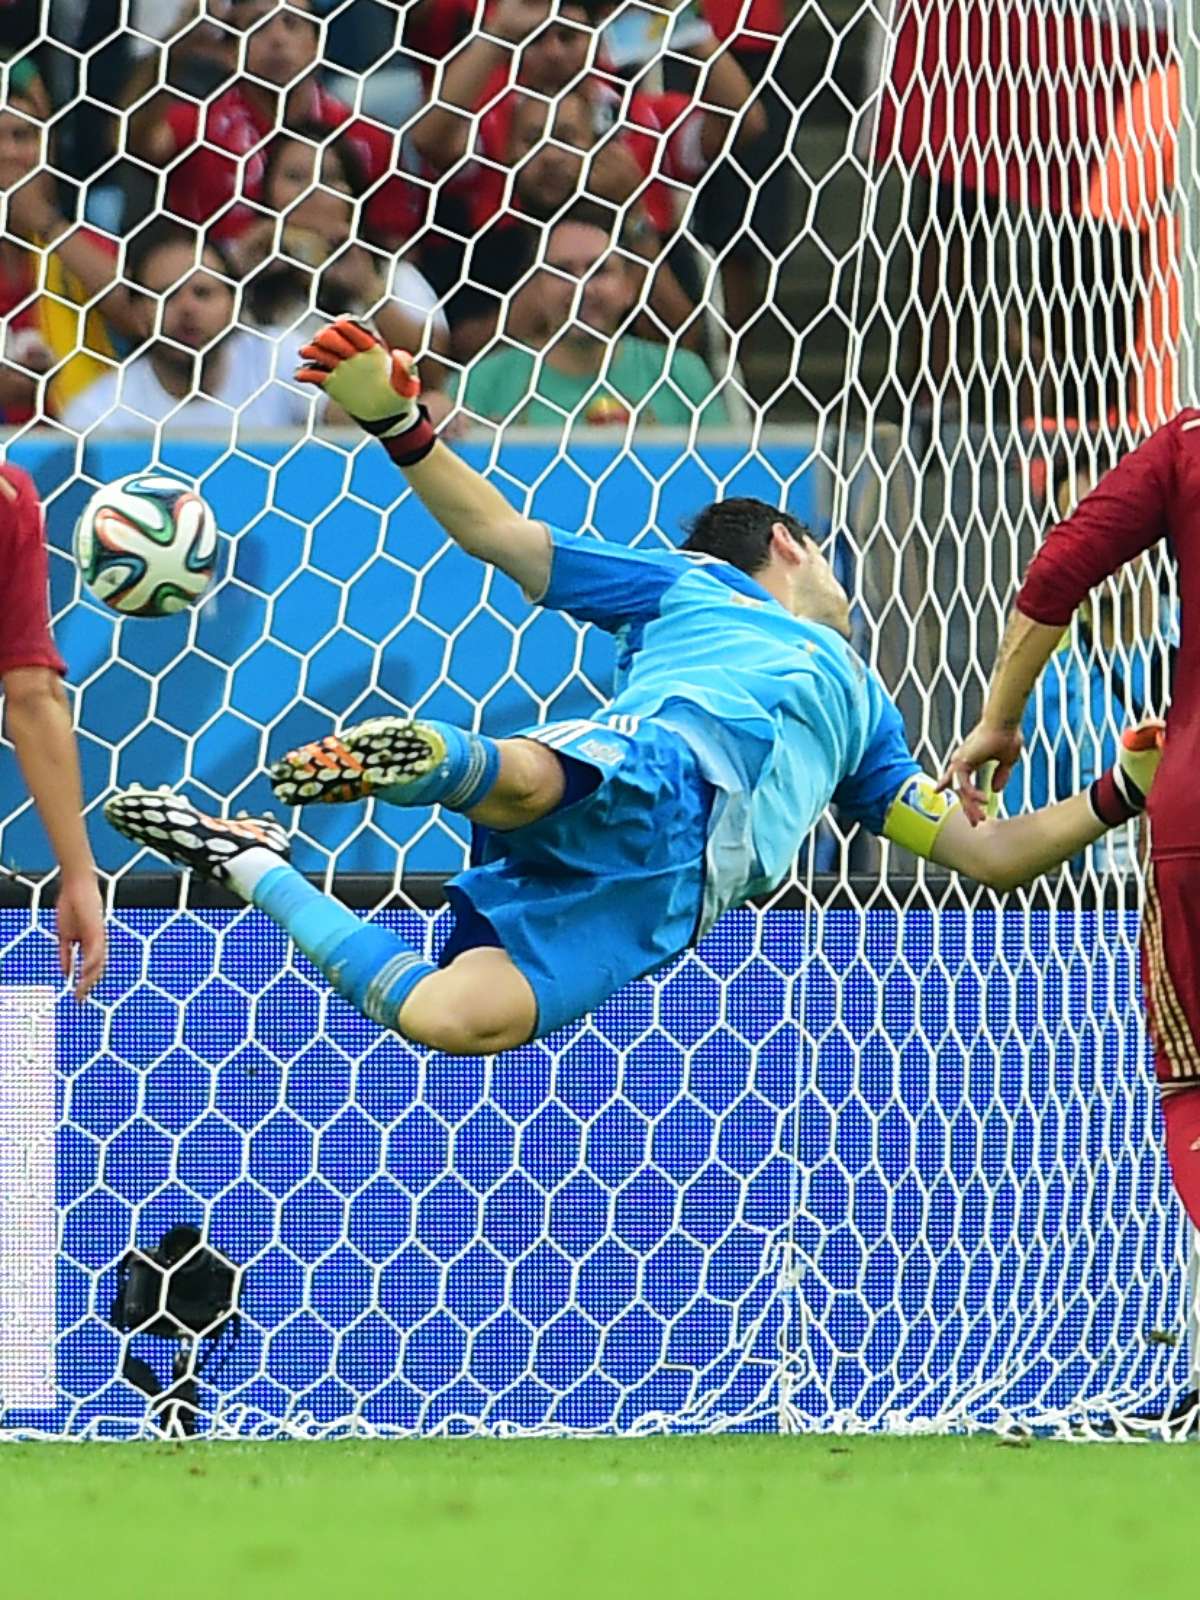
[0,0,1192,1438]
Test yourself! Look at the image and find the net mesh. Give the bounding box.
[0,0,1193,1438]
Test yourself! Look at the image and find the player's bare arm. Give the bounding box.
[938,609,1064,824]
[942,415,1181,824]
[893,725,1163,889]
[296,318,551,596]
[3,670,105,1001]
[0,472,105,1000]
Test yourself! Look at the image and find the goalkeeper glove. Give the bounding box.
[1088,720,1166,828]
[295,318,437,466]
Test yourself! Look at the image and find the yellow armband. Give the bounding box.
[881,774,960,859]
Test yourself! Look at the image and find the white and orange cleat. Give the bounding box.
[104,785,290,883]
[268,718,448,806]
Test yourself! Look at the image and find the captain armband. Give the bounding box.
[881,774,960,860]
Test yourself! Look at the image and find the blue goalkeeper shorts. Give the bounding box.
[440,717,714,1039]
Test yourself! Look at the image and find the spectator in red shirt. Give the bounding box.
[411,0,764,239]
[680,0,792,335]
[134,0,420,248]
[0,464,106,999]
[446,89,699,360]
[403,0,483,83]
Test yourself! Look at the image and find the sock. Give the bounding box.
[225,846,287,904]
[374,721,500,813]
[249,862,435,1028]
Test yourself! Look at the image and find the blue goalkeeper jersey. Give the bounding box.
[535,528,921,906]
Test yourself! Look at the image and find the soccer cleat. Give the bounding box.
[269,717,447,806]
[104,784,290,883]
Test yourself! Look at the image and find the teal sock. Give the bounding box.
[375,721,501,812]
[253,864,434,1028]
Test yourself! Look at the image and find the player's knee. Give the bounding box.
[479,740,565,827]
[396,956,536,1055]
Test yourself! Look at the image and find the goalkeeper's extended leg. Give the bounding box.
[268,716,566,829]
[103,786,537,1053]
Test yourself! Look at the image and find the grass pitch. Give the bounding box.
[2,1433,1196,1600]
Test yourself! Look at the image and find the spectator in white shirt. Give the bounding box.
[63,219,317,437]
[226,127,455,425]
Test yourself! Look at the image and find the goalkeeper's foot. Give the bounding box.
[269,717,447,806]
[104,785,290,883]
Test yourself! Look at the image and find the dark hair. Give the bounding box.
[547,198,639,255]
[126,218,235,289]
[262,122,368,207]
[571,0,614,22]
[681,498,812,575]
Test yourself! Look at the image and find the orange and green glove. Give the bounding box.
[295,318,437,466]
[1089,720,1166,828]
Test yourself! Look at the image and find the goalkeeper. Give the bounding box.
[106,320,1164,1056]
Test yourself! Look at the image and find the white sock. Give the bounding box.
[224,845,289,904]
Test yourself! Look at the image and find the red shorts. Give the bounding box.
[1142,856,1200,1087]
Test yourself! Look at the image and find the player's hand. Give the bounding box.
[295,318,422,439]
[937,721,1024,827]
[55,872,106,1002]
[1116,719,1166,807]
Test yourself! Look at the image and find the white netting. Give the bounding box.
[0,0,1194,1438]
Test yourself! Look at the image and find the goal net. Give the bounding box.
[0,0,1193,1439]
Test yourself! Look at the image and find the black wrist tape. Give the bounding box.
[380,406,437,467]
[1089,764,1147,828]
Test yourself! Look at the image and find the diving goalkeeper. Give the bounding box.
[105,320,1163,1056]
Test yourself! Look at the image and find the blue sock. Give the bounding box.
[374,721,501,813]
[253,864,435,1028]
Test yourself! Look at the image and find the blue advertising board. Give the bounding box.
[0,901,1184,1438]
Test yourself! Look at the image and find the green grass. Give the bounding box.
[3,1434,1198,1600]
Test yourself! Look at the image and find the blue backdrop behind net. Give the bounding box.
[0,433,829,876]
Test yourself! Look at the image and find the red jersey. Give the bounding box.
[473,78,703,235]
[404,0,482,79]
[1017,409,1200,859]
[163,82,418,244]
[0,464,66,678]
[702,0,786,51]
[616,88,705,235]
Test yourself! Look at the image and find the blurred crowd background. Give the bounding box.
[0,0,1184,446]
[0,0,804,437]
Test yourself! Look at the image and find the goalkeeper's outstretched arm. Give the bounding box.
[887,725,1163,890]
[295,320,550,596]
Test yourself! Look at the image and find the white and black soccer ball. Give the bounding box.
[73,472,218,618]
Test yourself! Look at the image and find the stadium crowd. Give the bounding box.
[0,0,791,437]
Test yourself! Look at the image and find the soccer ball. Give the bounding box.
[73,472,218,617]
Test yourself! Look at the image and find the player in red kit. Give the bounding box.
[943,408,1200,1282]
[0,464,106,998]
